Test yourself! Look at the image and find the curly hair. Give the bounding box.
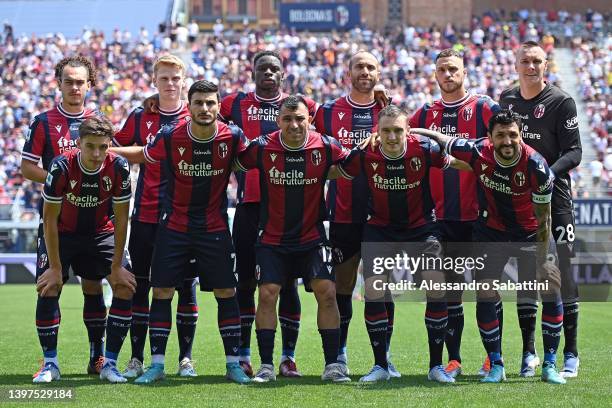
[54,55,97,86]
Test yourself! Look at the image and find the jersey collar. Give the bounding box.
[279,131,309,151]
[254,92,283,103]
[379,139,407,160]
[440,92,471,108]
[187,122,218,143]
[346,95,377,109]
[159,101,185,116]
[77,151,105,175]
[58,103,85,119]
[494,144,523,168]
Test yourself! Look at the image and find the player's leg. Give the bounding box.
[176,264,198,376]
[32,228,71,383]
[278,275,301,377]
[196,229,249,384]
[252,246,282,383]
[552,213,580,378]
[135,226,188,384]
[516,243,540,377]
[84,232,134,383]
[305,246,350,383]
[80,276,106,375]
[474,226,506,383]
[124,220,155,378]
[330,222,362,368]
[233,203,259,375]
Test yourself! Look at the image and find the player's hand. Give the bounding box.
[358,132,379,151]
[328,165,340,180]
[373,84,390,107]
[36,267,63,297]
[536,261,562,289]
[143,94,160,114]
[108,263,137,294]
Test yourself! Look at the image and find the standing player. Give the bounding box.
[113,55,200,379]
[219,51,318,377]
[313,50,389,375]
[409,49,500,378]
[340,105,462,383]
[235,96,350,383]
[414,109,567,384]
[34,116,135,383]
[112,80,251,384]
[21,56,109,375]
[500,41,582,378]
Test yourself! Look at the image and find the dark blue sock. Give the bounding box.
[149,298,172,362]
[176,280,198,361]
[130,277,150,362]
[425,301,448,368]
[477,301,502,365]
[83,293,106,363]
[364,301,388,369]
[279,282,300,359]
[36,296,60,358]
[105,297,132,363]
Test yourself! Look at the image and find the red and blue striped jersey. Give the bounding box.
[219,91,318,204]
[447,138,554,234]
[409,94,500,222]
[42,149,131,235]
[340,135,450,228]
[144,121,248,233]
[113,102,190,223]
[235,130,349,249]
[313,95,383,224]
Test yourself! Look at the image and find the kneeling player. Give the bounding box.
[112,80,250,384]
[414,109,566,384]
[340,105,463,383]
[235,96,351,383]
[34,117,136,383]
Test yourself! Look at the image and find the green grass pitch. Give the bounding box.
[0,285,610,407]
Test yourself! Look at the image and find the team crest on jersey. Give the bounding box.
[463,107,473,121]
[371,162,378,171]
[270,153,277,162]
[146,121,153,129]
[178,147,186,156]
[432,111,439,119]
[70,180,77,189]
[218,142,228,158]
[533,104,546,119]
[338,112,345,120]
[38,253,48,269]
[55,124,62,134]
[410,157,422,171]
[514,171,526,187]
[102,176,113,191]
[311,149,322,166]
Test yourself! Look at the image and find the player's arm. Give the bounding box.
[38,201,63,296]
[109,146,146,163]
[234,137,260,172]
[413,128,472,170]
[143,93,160,114]
[21,159,47,183]
[551,98,582,176]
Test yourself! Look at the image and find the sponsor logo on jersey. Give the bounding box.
[177,160,223,176]
[178,147,186,156]
[55,124,63,134]
[338,112,345,120]
[268,167,317,185]
[270,153,277,162]
[371,162,378,170]
[564,116,578,130]
[146,121,153,129]
[311,149,322,166]
[70,180,77,189]
[247,105,278,122]
[533,104,546,119]
[372,173,420,190]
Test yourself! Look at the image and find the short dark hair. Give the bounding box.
[488,109,522,133]
[253,50,282,66]
[188,80,219,103]
[279,95,308,112]
[79,116,114,139]
[435,48,464,62]
[55,56,97,86]
[378,104,408,121]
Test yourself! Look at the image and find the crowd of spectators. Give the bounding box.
[573,35,611,198]
[0,9,608,231]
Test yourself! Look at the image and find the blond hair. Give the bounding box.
[153,54,186,76]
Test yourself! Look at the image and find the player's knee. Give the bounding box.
[312,280,337,307]
[214,287,236,298]
[81,278,103,295]
[152,287,175,299]
[258,284,280,308]
[113,285,133,300]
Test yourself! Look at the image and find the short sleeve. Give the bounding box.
[329,137,350,164]
[338,148,362,180]
[113,109,139,147]
[429,139,451,169]
[530,154,555,204]
[143,128,168,163]
[112,157,132,204]
[21,117,46,163]
[235,137,261,171]
[42,157,67,203]
[446,137,478,163]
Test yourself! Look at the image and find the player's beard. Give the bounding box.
[496,144,518,161]
[351,77,376,94]
[439,80,462,95]
[193,117,215,126]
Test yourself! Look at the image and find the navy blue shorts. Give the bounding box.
[129,219,197,283]
[438,220,474,285]
[150,225,236,290]
[255,244,334,289]
[472,222,537,283]
[361,223,443,284]
[232,202,260,283]
[329,222,364,265]
[36,231,115,283]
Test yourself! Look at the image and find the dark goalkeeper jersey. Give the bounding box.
[500,83,581,215]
